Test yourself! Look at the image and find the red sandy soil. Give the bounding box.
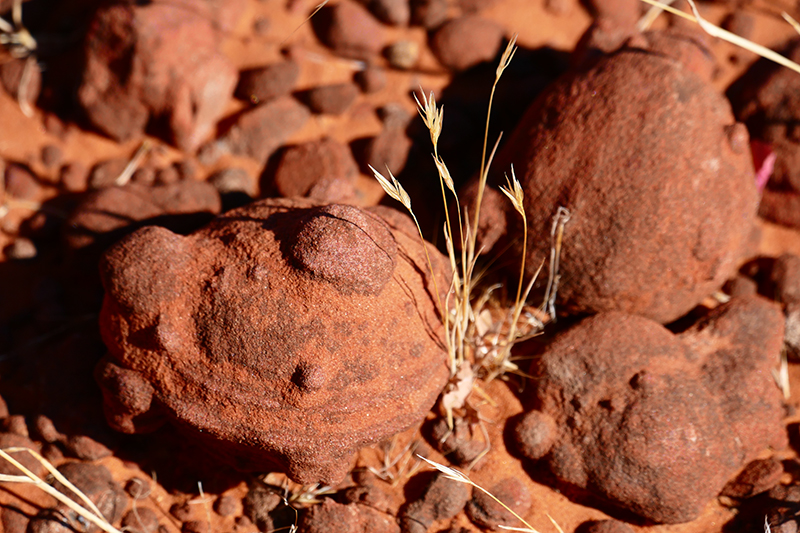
[2,1,800,533]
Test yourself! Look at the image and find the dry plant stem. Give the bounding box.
[639,0,800,75]
[637,0,676,30]
[417,456,541,533]
[0,448,122,533]
[783,12,800,34]
[542,207,570,320]
[115,140,151,186]
[472,35,518,255]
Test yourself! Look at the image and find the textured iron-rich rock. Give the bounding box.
[97,199,450,484]
[512,295,787,523]
[461,30,757,323]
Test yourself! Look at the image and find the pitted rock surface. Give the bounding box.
[96,198,450,484]
[461,30,757,323]
[513,295,787,523]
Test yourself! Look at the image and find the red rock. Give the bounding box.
[0,433,41,478]
[65,180,221,251]
[465,477,531,531]
[429,15,504,71]
[721,457,784,498]
[208,168,258,198]
[97,199,450,484]
[235,60,300,104]
[125,477,152,500]
[354,65,387,93]
[0,57,41,108]
[33,415,64,442]
[170,502,192,521]
[182,521,209,533]
[243,481,297,532]
[400,471,471,532]
[122,507,159,533]
[214,495,240,517]
[429,416,485,466]
[771,253,800,306]
[760,189,800,229]
[63,434,113,461]
[312,1,387,60]
[217,96,311,163]
[462,31,757,323]
[305,82,360,115]
[341,480,392,513]
[581,520,636,533]
[1,507,28,533]
[301,499,398,533]
[78,2,238,151]
[40,145,63,169]
[368,0,410,26]
[410,0,448,28]
[457,0,500,11]
[514,295,786,523]
[363,126,413,175]
[4,163,42,201]
[270,137,359,198]
[386,40,420,69]
[1,415,28,437]
[31,462,127,530]
[155,165,180,186]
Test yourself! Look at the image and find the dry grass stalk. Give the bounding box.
[0,447,123,533]
[638,0,800,75]
[417,455,544,533]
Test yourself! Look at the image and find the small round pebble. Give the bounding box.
[126,477,153,500]
[305,83,359,115]
[386,40,420,69]
[208,168,257,197]
[122,508,160,533]
[170,502,192,521]
[4,238,37,260]
[182,520,209,533]
[354,66,387,93]
[40,145,63,169]
[214,494,240,517]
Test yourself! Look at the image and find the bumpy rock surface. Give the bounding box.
[65,181,221,251]
[269,138,359,199]
[312,1,387,60]
[512,295,787,523]
[462,30,758,323]
[78,1,238,151]
[96,199,450,484]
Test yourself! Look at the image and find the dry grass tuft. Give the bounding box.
[0,447,123,533]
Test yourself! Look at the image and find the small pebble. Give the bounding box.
[214,494,241,517]
[170,502,193,521]
[33,415,61,443]
[155,165,180,185]
[305,83,359,115]
[122,508,160,533]
[40,145,63,169]
[208,168,257,197]
[63,434,113,460]
[182,520,209,533]
[386,40,420,69]
[1,415,28,437]
[253,16,271,36]
[354,66,387,93]
[466,477,531,530]
[126,477,153,500]
[4,238,37,260]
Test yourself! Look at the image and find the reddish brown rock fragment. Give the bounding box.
[463,30,757,323]
[97,199,449,484]
[513,295,786,523]
[78,1,238,151]
[429,16,504,71]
